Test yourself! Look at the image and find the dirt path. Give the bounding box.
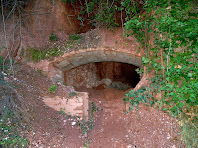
[80,88,180,148]
[12,64,181,148]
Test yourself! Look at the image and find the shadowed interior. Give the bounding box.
[64,62,140,91]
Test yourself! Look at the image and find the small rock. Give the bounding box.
[167,133,171,139]
[127,144,133,148]
[95,36,100,39]
[39,144,44,148]
[71,121,76,125]
[4,77,9,81]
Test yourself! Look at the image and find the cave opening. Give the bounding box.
[63,62,140,91]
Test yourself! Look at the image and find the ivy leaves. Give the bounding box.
[124,0,198,121]
[123,87,155,112]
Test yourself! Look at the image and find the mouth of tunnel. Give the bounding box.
[63,62,140,91]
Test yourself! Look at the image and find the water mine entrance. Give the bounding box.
[63,62,140,92]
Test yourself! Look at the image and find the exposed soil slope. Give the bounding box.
[11,63,181,148]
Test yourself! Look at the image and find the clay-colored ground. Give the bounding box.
[11,63,181,148]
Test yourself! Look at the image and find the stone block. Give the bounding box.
[42,92,89,120]
[56,60,70,69]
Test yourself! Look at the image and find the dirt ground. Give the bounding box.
[10,63,182,148]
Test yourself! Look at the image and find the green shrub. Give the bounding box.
[25,47,62,62]
[49,33,58,41]
[63,0,123,29]
[0,110,29,148]
[67,91,77,98]
[69,34,82,41]
[48,84,57,93]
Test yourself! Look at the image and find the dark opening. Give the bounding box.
[64,62,140,91]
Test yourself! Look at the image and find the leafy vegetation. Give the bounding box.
[77,102,99,147]
[67,91,78,98]
[0,110,29,147]
[65,34,82,50]
[69,34,82,41]
[59,108,73,119]
[48,84,57,93]
[77,102,99,135]
[57,101,99,147]
[25,34,83,62]
[25,46,63,62]
[62,0,142,29]
[123,86,155,112]
[0,56,29,147]
[49,33,59,41]
[89,102,99,116]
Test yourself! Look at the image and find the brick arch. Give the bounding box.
[54,48,142,71]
